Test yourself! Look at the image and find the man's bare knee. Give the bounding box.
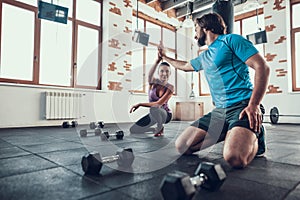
[175,139,189,154]
[175,126,207,155]
[224,152,248,169]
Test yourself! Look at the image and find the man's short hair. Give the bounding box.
[196,13,226,34]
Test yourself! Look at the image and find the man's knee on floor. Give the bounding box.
[175,139,192,155]
[223,152,248,169]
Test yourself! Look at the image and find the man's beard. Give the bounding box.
[197,34,206,47]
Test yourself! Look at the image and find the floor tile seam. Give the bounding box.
[112,175,159,190]
[231,175,295,191]
[281,180,300,200]
[269,159,300,168]
[72,173,157,198]
[42,135,83,143]
[9,145,88,177]
[0,153,32,160]
[266,139,300,144]
[77,176,151,200]
[0,138,73,147]
[17,144,87,157]
[77,189,138,200]
[77,139,143,146]
[21,146,86,155]
[19,146,86,154]
[0,165,60,179]
[0,139,18,148]
[272,152,298,161]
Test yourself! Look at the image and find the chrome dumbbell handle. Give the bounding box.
[101,155,120,163]
[189,173,207,187]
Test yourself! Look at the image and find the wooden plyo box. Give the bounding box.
[175,102,204,121]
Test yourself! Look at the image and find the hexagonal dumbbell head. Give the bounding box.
[80,129,88,137]
[81,152,103,175]
[194,162,226,191]
[95,128,102,136]
[97,121,104,128]
[160,171,196,200]
[71,121,78,127]
[100,131,109,141]
[62,121,71,128]
[116,130,124,139]
[89,122,96,129]
[116,148,134,168]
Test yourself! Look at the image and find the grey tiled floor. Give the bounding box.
[0,122,300,200]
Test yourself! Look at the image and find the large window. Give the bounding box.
[291,0,300,91]
[0,2,35,82]
[39,19,72,86]
[0,0,102,89]
[132,12,177,94]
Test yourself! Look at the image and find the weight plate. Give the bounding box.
[270,107,279,124]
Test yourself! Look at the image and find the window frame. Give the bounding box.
[0,0,39,85]
[291,0,300,91]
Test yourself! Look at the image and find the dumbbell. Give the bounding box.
[160,162,226,200]
[101,130,124,140]
[89,121,104,129]
[62,121,78,128]
[81,148,134,175]
[79,128,102,137]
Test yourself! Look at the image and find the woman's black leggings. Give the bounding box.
[129,107,172,134]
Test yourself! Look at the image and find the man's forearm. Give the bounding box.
[162,56,194,72]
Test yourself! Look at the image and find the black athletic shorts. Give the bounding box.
[191,99,264,142]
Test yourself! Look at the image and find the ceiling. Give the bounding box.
[144,0,248,21]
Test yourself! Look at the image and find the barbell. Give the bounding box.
[264,107,300,124]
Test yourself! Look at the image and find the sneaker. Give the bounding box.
[154,127,164,137]
[256,125,267,157]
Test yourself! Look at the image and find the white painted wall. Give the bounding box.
[261,0,300,124]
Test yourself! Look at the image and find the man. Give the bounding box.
[158,13,270,168]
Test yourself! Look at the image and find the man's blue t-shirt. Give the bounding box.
[190,34,258,108]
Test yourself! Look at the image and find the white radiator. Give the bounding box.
[45,92,82,120]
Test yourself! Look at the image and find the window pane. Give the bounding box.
[76,0,100,25]
[241,14,265,85]
[295,32,300,88]
[131,47,144,91]
[163,28,175,49]
[0,4,34,80]
[145,45,157,90]
[292,4,300,28]
[234,21,241,34]
[145,45,157,75]
[146,22,161,44]
[165,52,176,88]
[39,20,72,86]
[77,26,99,86]
[242,14,265,36]
[132,17,144,32]
[42,0,73,18]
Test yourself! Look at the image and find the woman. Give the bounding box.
[129,54,174,137]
